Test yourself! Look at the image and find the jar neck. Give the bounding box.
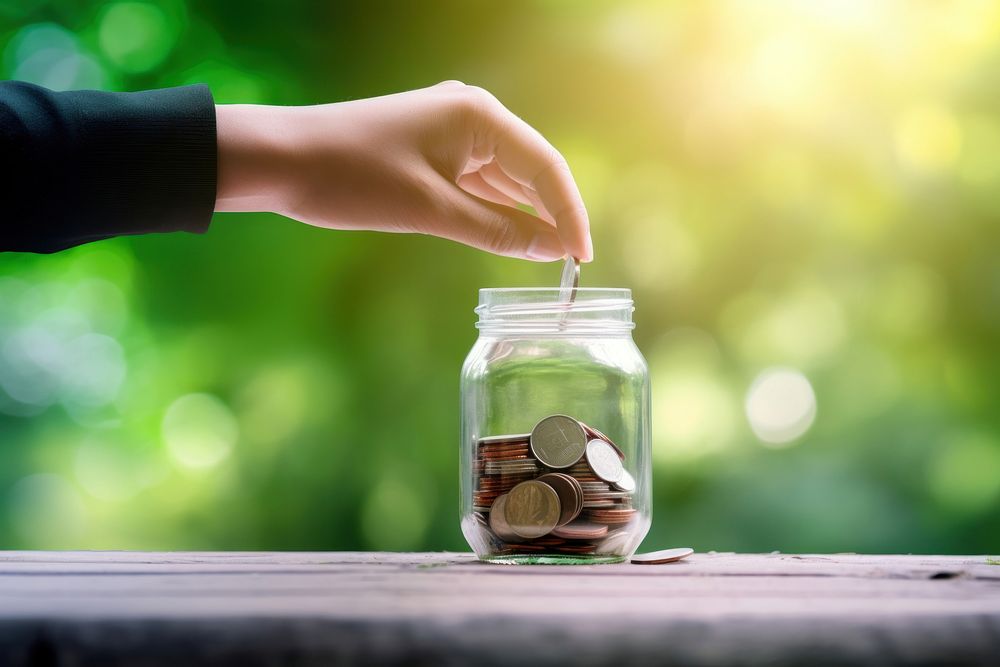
[475,288,635,336]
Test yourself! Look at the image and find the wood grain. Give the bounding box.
[0,551,996,666]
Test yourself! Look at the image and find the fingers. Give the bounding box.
[457,172,521,208]
[471,92,593,261]
[435,184,565,262]
[478,160,537,212]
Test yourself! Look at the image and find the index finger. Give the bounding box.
[474,95,593,262]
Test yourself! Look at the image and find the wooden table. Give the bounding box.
[0,551,997,666]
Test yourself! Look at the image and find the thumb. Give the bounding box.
[436,186,566,261]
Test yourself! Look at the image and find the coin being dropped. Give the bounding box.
[559,256,580,304]
[585,439,624,483]
[630,547,695,564]
[505,480,561,539]
[531,414,588,468]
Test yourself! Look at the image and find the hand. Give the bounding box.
[215,81,592,262]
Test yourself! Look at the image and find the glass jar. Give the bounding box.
[460,288,651,564]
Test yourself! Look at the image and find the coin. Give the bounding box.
[585,439,624,483]
[612,469,636,493]
[582,423,625,460]
[485,461,539,475]
[586,508,637,525]
[630,548,694,564]
[488,494,520,542]
[530,414,587,468]
[479,433,532,445]
[551,520,609,540]
[504,480,561,539]
[536,473,583,526]
[559,256,580,304]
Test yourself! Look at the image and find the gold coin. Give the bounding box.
[536,473,583,526]
[488,494,519,542]
[530,414,587,469]
[504,480,561,539]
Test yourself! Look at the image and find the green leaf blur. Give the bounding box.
[1,0,998,555]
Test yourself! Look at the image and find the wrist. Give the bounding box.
[215,104,298,213]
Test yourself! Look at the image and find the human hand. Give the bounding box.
[215,81,592,262]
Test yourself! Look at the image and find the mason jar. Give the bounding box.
[460,288,651,564]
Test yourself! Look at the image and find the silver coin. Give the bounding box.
[596,528,633,556]
[630,547,695,564]
[558,256,580,304]
[585,439,624,483]
[530,415,587,468]
[612,469,636,493]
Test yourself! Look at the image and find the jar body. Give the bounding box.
[460,289,651,564]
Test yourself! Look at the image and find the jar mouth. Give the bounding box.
[476,288,634,334]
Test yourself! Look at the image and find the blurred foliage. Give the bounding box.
[1,0,998,555]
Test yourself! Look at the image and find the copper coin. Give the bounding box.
[479,433,532,446]
[551,520,609,540]
[630,548,694,564]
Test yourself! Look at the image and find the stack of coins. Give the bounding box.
[473,414,638,557]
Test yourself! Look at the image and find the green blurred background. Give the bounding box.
[1,0,998,555]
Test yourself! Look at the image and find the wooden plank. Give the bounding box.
[0,552,996,666]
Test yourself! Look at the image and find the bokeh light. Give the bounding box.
[3,22,107,89]
[929,432,1000,515]
[362,472,431,551]
[97,2,179,74]
[745,368,817,446]
[162,393,238,470]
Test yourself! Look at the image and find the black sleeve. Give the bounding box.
[1,81,217,254]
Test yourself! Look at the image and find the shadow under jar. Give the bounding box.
[460,288,651,564]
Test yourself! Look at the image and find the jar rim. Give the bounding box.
[479,287,631,295]
[475,288,635,334]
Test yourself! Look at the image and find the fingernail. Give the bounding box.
[582,235,595,262]
[525,234,566,262]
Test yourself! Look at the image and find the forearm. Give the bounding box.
[215,104,300,214]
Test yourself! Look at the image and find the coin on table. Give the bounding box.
[536,473,584,526]
[488,494,520,542]
[585,439,624,483]
[630,548,694,564]
[612,469,636,493]
[530,414,587,468]
[504,480,561,539]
